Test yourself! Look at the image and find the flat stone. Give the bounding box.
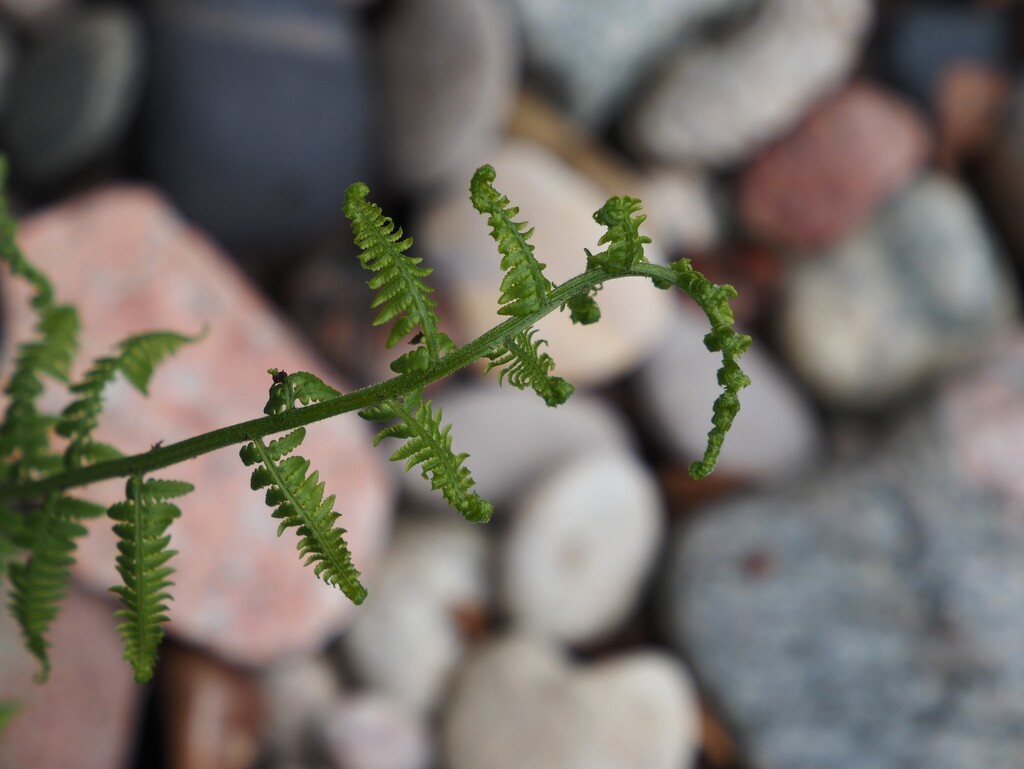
[636,306,821,481]
[739,81,932,249]
[512,0,753,127]
[2,186,393,665]
[377,0,518,194]
[661,340,1024,768]
[502,451,663,645]
[0,582,140,769]
[415,140,674,387]
[778,173,1017,409]
[442,634,699,769]
[625,0,873,165]
[262,654,341,762]
[317,693,434,769]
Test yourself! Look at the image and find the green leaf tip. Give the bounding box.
[485,330,574,407]
[588,196,651,273]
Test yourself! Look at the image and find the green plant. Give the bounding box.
[0,160,751,684]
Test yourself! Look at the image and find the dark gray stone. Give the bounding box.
[2,5,144,186]
[662,367,1024,769]
[142,0,372,260]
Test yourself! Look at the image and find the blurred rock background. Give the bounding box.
[1,0,1024,768]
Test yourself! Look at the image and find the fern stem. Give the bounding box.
[0,263,698,501]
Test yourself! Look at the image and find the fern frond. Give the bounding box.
[586,196,652,273]
[669,258,752,479]
[485,330,574,407]
[8,493,90,681]
[117,332,195,395]
[469,164,554,317]
[240,429,366,603]
[263,370,341,416]
[360,392,492,523]
[108,474,192,683]
[566,290,602,326]
[343,182,455,374]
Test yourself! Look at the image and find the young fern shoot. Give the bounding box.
[0,160,751,685]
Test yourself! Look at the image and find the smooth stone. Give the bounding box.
[511,0,754,127]
[0,582,140,769]
[406,381,634,511]
[2,186,393,665]
[317,694,434,769]
[262,655,341,762]
[2,4,144,186]
[935,62,1010,170]
[661,355,1024,768]
[502,451,663,645]
[415,140,674,387]
[442,634,699,769]
[778,173,1017,409]
[340,516,490,713]
[739,81,932,249]
[636,306,821,481]
[636,167,722,253]
[0,0,75,27]
[142,0,372,261]
[377,0,518,194]
[625,0,873,165]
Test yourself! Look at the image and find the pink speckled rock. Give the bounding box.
[1,186,394,665]
[0,582,140,769]
[739,82,932,249]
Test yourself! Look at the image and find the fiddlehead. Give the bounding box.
[108,475,192,683]
[484,330,573,407]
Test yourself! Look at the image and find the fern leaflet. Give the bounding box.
[108,474,191,683]
[344,182,455,374]
[240,428,366,603]
[586,196,652,273]
[360,392,492,523]
[485,330,574,407]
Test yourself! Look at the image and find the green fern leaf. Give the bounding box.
[108,474,192,683]
[8,493,90,681]
[469,164,554,317]
[361,392,492,523]
[240,429,366,603]
[344,182,455,374]
[485,330,574,407]
[669,258,752,479]
[117,332,195,396]
[566,291,601,326]
[586,196,652,273]
[264,370,341,416]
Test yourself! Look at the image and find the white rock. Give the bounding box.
[415,140,674,386]
[636,306,821,480]
[317,694,433,769]
[626,0,873,165]
[262,655,341,762]
[442,635,700,769]
[407,381,634,510]
[502,452,664,644]
[340,516,491,713]
[636,167,722,253]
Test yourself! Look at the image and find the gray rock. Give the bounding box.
[778,173,1017,409]
[413,381,634,510]
[340,516,491,713]
[625,0,873,165]
[502,451,664,645]
[142,0,372,261]
[2,4,144,185]
[262,654,341,762]
[511,0,753,127]
[317,694,434,769]
[661,348,1024,768]
[378,0,519,194]
[442,634,700,769]
[637,306,821,481]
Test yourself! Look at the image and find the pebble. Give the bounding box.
[2,4,144,186]
[142,0,372,262]
[738,82,932,249]
[0,0,75,27]
[410,381,634,510]
[377,0,519,194]
[511,0,753,127]
[935,62,1010,169]
[778,173,1017,409]
[262,655,341,762]
[635,306,821,481]
[317,694,434,769]
[442,634,700,769]
[415,140,674,387]
[2,186,393,665]
[635,167,722,253]
[625,0,874,165]
[501,451,664,645]
[661,346,1024,768]
[0,582,140,769]
[340,516,490,713]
